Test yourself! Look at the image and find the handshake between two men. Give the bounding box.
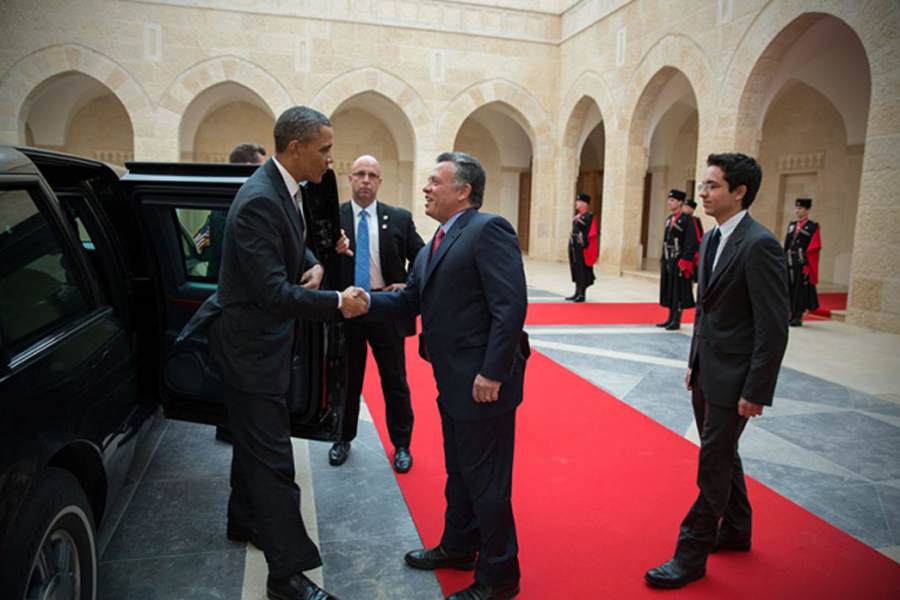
[339,286,369,319]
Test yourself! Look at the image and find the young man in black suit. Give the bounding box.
[181,106,368,600]
[645,153,789,589]
[328,155,424,472]
[363,152,528,600]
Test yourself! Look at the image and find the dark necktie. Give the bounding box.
[355,209,370,291]
[293,189,306,243]
[705,227,721,283]
[430,227,445,260]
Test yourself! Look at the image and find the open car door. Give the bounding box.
[121,163,347,441]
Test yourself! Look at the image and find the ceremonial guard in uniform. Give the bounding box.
[784,198,821,326]
[684,199,704,282]
[566,193,599,302]
[658,189,697,330]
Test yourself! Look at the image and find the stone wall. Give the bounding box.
[1,0,898,332]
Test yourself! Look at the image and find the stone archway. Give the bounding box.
[558,71,617,265]
[0,44,151,146]
[157,56,292,161]
[724,4,898,331]
[311,67,433,153]
[437,79,555,257]
[617,35,713,272]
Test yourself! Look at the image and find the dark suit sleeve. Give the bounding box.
[369,254,423,321]
[231,194,337,320]
[476,217,528,382]
[742,234,790,405]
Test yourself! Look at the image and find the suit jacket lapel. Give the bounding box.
[376,203,388,261]
[423,209,473,287]
[267,160,305,247]
[704,214,753,296]
[265,159,304,281]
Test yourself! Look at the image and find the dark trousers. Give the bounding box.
[225,384,321,578]
[675,373,751,567]
[439,406,520,586]
[343,320,414,449]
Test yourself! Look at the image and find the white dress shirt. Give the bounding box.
[711,209,748,271]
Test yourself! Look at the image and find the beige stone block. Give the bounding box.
[864,93,900,139]
[850,276,883,312]
[105,68,128,93]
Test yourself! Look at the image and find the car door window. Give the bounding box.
[173,208,228,282]
[0,187,91,355]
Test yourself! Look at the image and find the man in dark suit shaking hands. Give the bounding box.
[645,153,789,589]
[329,155,424,472]
[183,106,367,600]
[364,152,528,600]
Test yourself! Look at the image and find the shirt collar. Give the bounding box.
[272,156,301,200]
[352,199,378,219]
[716,209,748,238]
[440,208,470,233]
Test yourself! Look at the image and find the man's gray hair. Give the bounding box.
[436,151,485,209]
[274,106,331,153]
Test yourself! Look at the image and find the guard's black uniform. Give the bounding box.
[659,211,697,325]
[568,210,595,298]
[784,218,820,324]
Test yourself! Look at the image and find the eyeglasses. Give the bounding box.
[351,171,381,180]
[697,181,722,192]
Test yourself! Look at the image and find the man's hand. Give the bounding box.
[340,286,368,318]
[738,398,764,418]
[473,374,502,403]
[300,264,323,289]
[685,368,692,391]
[383,283,406,292]
[336,229,353,256]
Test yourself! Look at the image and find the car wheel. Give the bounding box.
[2,467,97,600]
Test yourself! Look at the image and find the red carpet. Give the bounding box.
[526,302,695,326]
[362,311,900,598]
[811,292,848,318]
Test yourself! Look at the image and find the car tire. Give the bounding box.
[1,467,97,600]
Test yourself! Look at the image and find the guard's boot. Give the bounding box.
[565,287,580,301]
[665,309,682,330]
[657,307,675,328]
[572,286,586,303]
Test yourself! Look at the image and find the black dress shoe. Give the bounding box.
[789,316,803,327]
[405,545,477,571]
[572,294,585,303]
[446,580,520,600]
[393,447,413,473]
[644,558,706,589]
[266,573,338,600]
[564,293,578,301]
[656,320,671,327]
[710,537,751,553]
[664,320,681,330]
[328,441,350,466]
